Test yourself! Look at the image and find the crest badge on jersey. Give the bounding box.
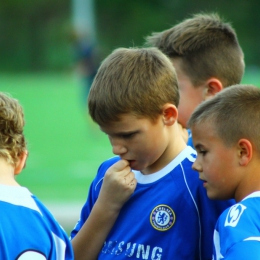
[224,203,247,227]
[150,204,176,231]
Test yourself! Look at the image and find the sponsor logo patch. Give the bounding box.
[150,204,175,231]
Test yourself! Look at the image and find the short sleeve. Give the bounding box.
[225,240,260,259]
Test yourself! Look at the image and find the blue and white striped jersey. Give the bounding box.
[213,191,260,260]
[0,184,73,260]
[71,146,234,260]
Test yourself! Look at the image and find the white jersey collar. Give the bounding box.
[133,146,196,184]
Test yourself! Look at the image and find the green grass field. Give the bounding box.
[0,72,113,204]
[1,70,259,205]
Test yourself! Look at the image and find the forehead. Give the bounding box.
[191,121,218,143]
[99,113,155,134]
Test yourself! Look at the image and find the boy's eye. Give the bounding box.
[199,150,207,155]
[121,133,135,139]
[194,144,207,156]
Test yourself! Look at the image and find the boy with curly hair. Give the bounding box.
[0,92,73,259]
[0,92,134,259]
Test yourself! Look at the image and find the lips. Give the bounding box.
[128,160,137,169]
[199,178,207,186]
[128,160,135,165]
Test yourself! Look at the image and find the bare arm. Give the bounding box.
[72,160,137,260]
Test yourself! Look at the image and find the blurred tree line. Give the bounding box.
[0,0,259,72]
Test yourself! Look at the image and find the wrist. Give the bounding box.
[95,198,122,216]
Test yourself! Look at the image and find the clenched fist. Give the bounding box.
[97,159,137,212]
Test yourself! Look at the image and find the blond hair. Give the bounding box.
[0,93,26,165]
[88,47,179,125]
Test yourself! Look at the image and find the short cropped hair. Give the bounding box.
[188,85,260,152]
[88,47,179,125]
[145,13,245,88]
[0,93,26,166]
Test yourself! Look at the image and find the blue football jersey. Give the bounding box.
[186,129,194,148]
[0,184,73,260]
[71,146,234,260]
[213,191,260,260]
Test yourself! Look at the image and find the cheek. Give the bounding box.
[150,135,168,158]
[178,88,205,124]
[137,134,164,160]
[178,96,194,127]
[204,163,226,186]
[140,138,159,154]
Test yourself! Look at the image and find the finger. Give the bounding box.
[112,159,130,172]
[105,160,129,177]
[128,179,137,188]
[124,171,136,185]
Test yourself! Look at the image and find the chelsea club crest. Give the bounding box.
[150,204,176,231]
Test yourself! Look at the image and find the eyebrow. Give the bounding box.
[114,130,138,136]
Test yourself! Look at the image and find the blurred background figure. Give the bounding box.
[70,0,99,106]
[70,30,100,106]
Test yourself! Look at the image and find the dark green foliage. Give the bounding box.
[0,0,260,71]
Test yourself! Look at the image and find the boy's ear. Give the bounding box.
[204,78,223,100]
[14,151,28,175]
[162,104,178,126]
[237,139,252,166]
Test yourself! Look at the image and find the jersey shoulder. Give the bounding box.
[214,194,260,259]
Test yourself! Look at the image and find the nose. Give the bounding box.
[110,140,127,156]
[192,159,202,172]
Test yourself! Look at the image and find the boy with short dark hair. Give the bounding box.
[0,92,74,259]
[144,13,245,144]
[71,47,234,260]
[188,84,260,259]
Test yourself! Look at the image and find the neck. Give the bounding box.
[0,159,20,186]
[235,160,260,202]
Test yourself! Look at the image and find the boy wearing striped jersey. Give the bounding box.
[0,92,73,260]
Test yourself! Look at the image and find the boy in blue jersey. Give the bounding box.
[0,92,74,259]
[71,156,136,259]
[188,84,260,259]
[144,13,245,147]
[70,47,234,260]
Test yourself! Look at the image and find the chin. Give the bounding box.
[208,192,229,201]
[129,161,141,171]
[207,191,220,200]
